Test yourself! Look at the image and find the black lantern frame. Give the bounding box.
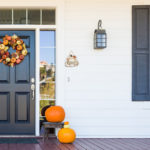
[94,20,107,49]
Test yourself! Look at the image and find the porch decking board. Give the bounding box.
[100,138,135,150]
[119,138,150,150]
[0,144,8,150]
[0,138,149,150]
[110,138,140,150]
[86,138,116,150]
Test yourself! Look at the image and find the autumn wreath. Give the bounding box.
[0,34,28,67]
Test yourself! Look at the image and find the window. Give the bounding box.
[39,31,56,134]
[0,9,12,24]
[13,9,26,24]
[0,9,55,25]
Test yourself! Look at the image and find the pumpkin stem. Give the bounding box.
[64,125,70,128]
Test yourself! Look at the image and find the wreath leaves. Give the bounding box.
[0,34,28,67]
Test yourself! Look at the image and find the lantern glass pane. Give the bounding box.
[97,39,102,43]
[102,34,106,38]
[97,43,102,48]
[96,34,102,38]
[102,43,106,47]
[101,39,106,42]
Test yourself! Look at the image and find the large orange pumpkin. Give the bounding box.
[58,127,76,143]
[45,106,65,122]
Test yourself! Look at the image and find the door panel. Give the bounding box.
[0,31,35,134]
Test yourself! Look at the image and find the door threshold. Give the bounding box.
[0,135,41,138]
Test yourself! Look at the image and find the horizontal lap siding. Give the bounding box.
[64,0,150,138]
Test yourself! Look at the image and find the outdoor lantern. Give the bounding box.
[94,20,107,49]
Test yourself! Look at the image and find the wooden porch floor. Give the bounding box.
[0,138,150,150]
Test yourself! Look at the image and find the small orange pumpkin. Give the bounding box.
[45,106,65,122]
[58,127,76,143]
[17,45,23,51]
[1,50,5,55]
[3,40,8,45]
[11,58,16,63]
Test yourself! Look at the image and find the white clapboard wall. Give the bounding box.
[64,0,150,138]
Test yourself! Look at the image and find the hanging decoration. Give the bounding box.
[65,51,79,67]
[0,34,28,67]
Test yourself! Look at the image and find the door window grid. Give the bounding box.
[0,9,55,25]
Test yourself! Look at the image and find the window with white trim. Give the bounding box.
[0,9,55,25]
[39,30,56,135]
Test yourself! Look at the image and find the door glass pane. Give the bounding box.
[40,30,56,131]
[40,31,55,47]
[42,10,55,25]
[28,10,40,24]
[14,9,26,24]
[0,10,12,24]
[40,31,56,100]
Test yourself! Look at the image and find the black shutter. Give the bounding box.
[132,6,150,101]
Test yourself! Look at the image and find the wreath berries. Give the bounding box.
[0,34,28,67]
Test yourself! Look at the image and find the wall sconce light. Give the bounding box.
[94,20,107,49]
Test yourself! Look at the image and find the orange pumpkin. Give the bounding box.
[17,45,23,51]
[3,40,8,45]
[11,58,16,63]
[1,50,5,55]
[58,128,76,143]
[45,106,65,122]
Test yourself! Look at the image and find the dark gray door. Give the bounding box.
[132,6,150,101]
[0,31,35,134]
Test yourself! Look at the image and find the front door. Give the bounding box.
[0,31,35,135]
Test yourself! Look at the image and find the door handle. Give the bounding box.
[31,84,35,100]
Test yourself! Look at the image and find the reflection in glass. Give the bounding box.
[14,10,26,24]
[42,10,55,25]
[40,31,56,101]
[40,31,55,47]
[0,10,12,24]
[40,100,55,117]
[28,10,40,24]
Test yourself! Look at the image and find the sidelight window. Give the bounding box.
[39,30,56,135]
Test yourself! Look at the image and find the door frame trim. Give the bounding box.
[0,1,65,137]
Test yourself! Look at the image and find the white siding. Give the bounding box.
[64,0,150,137]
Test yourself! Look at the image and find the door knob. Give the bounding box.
[31,84,35,100]
[31,78,35,83]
